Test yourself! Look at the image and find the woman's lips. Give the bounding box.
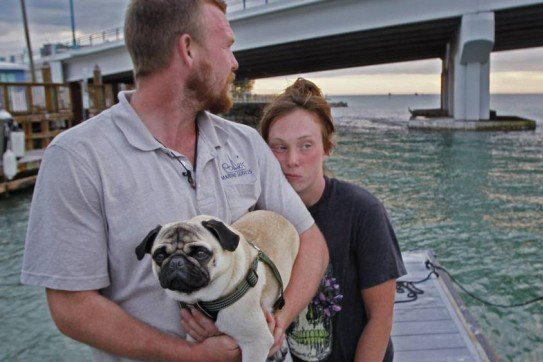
[284,173,301,181]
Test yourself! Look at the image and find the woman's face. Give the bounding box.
[267,108,327,205]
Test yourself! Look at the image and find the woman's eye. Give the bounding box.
[271,145,287,153]
[301,143,313,150]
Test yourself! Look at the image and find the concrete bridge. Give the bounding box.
[42,0,543,122]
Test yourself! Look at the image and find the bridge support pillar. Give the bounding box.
[445,12,494,121]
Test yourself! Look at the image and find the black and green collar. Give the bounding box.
[180,241,285,321]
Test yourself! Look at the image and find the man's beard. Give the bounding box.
[187,60,235,114]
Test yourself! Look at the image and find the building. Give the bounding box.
[0,62,27,83]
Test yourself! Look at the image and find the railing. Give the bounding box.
[227,0,271,12]
[56,0,277,50]
[233,93,277,103]
[0,82,73,150]
[60,27,124,50]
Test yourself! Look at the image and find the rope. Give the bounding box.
[395,260,543,308]
[395,266,438,304]
[426,260,543,308]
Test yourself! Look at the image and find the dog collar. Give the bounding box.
[180,241,285,321]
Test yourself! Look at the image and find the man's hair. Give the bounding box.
[260,78,336,155]
[124,0,227,79]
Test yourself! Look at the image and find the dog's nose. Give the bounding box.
[159,255,188,289]
[168,256,186,270]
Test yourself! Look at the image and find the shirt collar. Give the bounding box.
[112,90,229,153]
[196,111,229,151]
[112,91,163,152]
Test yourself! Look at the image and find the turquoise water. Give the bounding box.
[1,94,542,361]
[329,94,543,362]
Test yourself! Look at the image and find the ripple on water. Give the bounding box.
[0,190,92,362]
[332,123,543,362]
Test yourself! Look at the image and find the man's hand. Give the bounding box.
[181,305,284,358]
[180,307,221,342]
[194,335,241,362]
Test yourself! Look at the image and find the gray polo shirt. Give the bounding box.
[21,91,313,361]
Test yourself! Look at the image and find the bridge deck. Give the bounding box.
[393,251,497,362]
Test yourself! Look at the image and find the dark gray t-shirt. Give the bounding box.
[288,177,406,362]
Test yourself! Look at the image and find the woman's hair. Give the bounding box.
[259,78,335,154]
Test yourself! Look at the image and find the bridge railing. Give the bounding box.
[54,0,277,50]
[226,0,273,12]
[59,27,124,50]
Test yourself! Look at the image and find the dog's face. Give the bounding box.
[135,215,240,299]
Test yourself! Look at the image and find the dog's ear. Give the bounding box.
[135,225,162,260]
[201,220,239,252]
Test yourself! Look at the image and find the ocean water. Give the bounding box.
[1,94,542,361]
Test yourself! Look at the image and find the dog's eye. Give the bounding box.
[190,247,211,261]
[153,250,167,265]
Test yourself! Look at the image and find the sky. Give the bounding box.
[1,0,542,95]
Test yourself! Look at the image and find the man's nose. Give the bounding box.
[231,52,239,71]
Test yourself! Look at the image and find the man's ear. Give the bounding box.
[201,220,240,252]
[135,225,162,260]
[179,34,194,67]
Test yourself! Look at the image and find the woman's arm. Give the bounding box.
[354,279,396,362]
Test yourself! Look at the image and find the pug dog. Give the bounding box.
[135,210,300,362]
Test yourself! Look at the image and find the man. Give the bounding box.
[20,1,329,361]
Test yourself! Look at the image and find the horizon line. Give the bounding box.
[325,92,543,96]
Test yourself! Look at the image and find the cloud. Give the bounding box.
[253,73,442,95]
[1,0,128,55]
[1,1,542,94]
[491,47,543,73]
[301,59,442,77]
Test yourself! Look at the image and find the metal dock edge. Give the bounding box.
[393,250,499,362]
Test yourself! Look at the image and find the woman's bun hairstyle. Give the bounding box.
[284,77,324,101]
[259,77,335,154]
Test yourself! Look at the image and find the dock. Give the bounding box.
[0,149,43,195]
[393,250,498,362]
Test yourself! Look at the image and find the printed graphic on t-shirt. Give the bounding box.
[286,265,342,361]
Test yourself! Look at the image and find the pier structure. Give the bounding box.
[34,0,543,126]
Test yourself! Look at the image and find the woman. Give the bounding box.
[260,78,406,362]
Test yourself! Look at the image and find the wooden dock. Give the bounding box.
[393,250,498,362]
[0,149,43,195]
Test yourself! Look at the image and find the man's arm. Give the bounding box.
[354,279,396,362]
[47,289,240,362]
[271,224,329,347]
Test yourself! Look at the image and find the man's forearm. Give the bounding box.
[276,224,329,325]
[46,289,200,362]
[354,317,393,362]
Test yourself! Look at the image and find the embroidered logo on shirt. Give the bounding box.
[220,155,253,180]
